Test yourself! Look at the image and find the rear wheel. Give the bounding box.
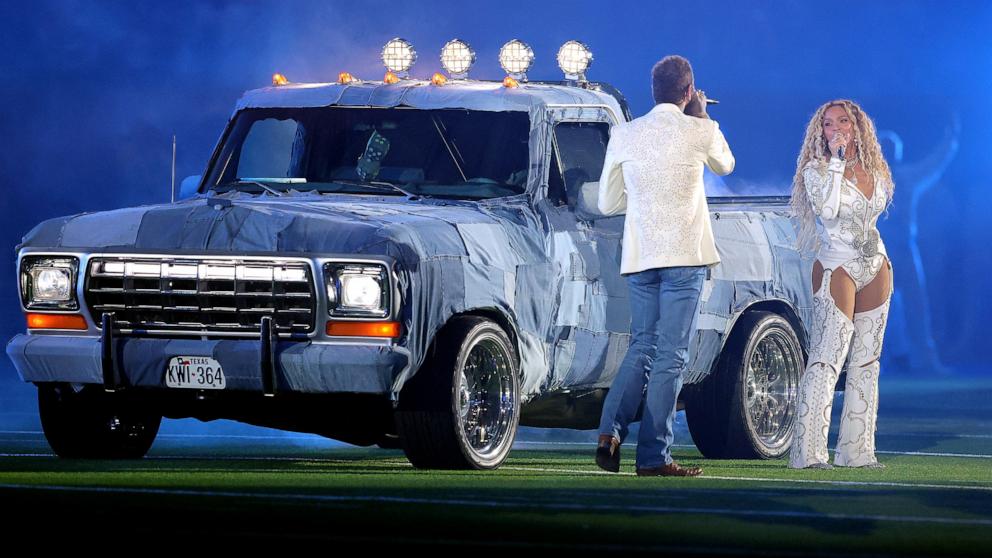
[685,311,803,459]
[396,316,520,469]
[38,383,161,459]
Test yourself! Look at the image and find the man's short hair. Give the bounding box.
[652,55,694,105]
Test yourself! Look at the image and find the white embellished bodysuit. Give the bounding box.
[802,157,890,290]
[790,156,893,469]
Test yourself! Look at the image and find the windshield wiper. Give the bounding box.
[431,115,468,182]
[221,180,284,197]
[331,179,425,200]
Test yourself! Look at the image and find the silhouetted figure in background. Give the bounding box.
[877,119,959,376]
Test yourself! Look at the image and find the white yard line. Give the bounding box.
[881,433,992,440]
[1,482,990,527]
[513,441,992,459]
[3,451,987,493]
[875,450,992,459]
[501,466,992,492]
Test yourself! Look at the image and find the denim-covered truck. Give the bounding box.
[6,41,815,469]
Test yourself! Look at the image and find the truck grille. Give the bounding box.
[84,256,316,336]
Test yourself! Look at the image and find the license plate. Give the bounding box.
[166,356,226,390]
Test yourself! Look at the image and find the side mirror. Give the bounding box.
[574,181,623,220]
[178,175,202,200]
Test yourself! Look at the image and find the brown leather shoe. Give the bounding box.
[595,434,621,473]
[635,461,703,477]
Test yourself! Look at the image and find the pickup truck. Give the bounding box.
[6,46,814,469]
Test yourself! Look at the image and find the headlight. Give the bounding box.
[20,256,79,310]
[324,263,390,318]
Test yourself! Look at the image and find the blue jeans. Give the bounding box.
[597,265,707,468]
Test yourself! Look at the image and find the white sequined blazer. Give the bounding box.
[597,102,735,275]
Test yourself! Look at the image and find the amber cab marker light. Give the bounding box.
[384,71,400,84]
[26,313,87,330]
[326,321,402,338]
[272,73,289,86]
[502,76,519,88]
[430,72,448,86]
[338,72,357,85]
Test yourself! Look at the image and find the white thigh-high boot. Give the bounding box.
[790,269,855,469]
[834,292,891,468]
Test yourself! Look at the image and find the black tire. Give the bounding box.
[38,383,161,459]
[395,316,520,469]
[685,311,803,459]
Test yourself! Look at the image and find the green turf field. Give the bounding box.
[1,378,989,554]
[1,436,990,554]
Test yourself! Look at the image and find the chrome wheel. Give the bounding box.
[685,311,803,459]
[744,327,801,453]
[456,335,517,462]
[396,316,520,469]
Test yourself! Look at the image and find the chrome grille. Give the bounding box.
[84,256,315,336]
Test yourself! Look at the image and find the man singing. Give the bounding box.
[595,55,735,477]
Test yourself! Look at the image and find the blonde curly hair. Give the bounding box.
[789,99,894,255]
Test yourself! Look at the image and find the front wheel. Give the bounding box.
[38,383,161,459]
[396,316,520,469]
[685,311,803,459]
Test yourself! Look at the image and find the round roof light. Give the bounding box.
[498,39,534,80]
[557,40,593,81]
[381,38,417,75]
[440,39,475,78]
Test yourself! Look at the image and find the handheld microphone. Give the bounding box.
[705,99,719,105]
[834,131,845,160]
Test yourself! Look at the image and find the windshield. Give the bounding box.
[204,107,531,200]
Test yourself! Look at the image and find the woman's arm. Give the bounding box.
[802,158,844,219]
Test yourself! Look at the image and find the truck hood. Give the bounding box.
[18,192,535,262]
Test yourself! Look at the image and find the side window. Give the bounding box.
[553,122,610,209]
[236,118,303,179]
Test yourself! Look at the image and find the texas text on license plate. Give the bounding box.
[166,356,226,389]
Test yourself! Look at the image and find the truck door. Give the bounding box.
[540,114,630,391]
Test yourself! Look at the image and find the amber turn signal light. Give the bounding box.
[431,72,447,86]
[384,71,400,84]
[26,313,87,330]
[272,73,289,86]
[326,321,402,338]
[502,76,519,88]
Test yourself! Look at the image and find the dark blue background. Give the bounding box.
[1,0,989,387]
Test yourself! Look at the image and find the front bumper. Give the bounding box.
[6,333,407,394]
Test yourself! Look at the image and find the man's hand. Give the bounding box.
[684,90,709,119]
